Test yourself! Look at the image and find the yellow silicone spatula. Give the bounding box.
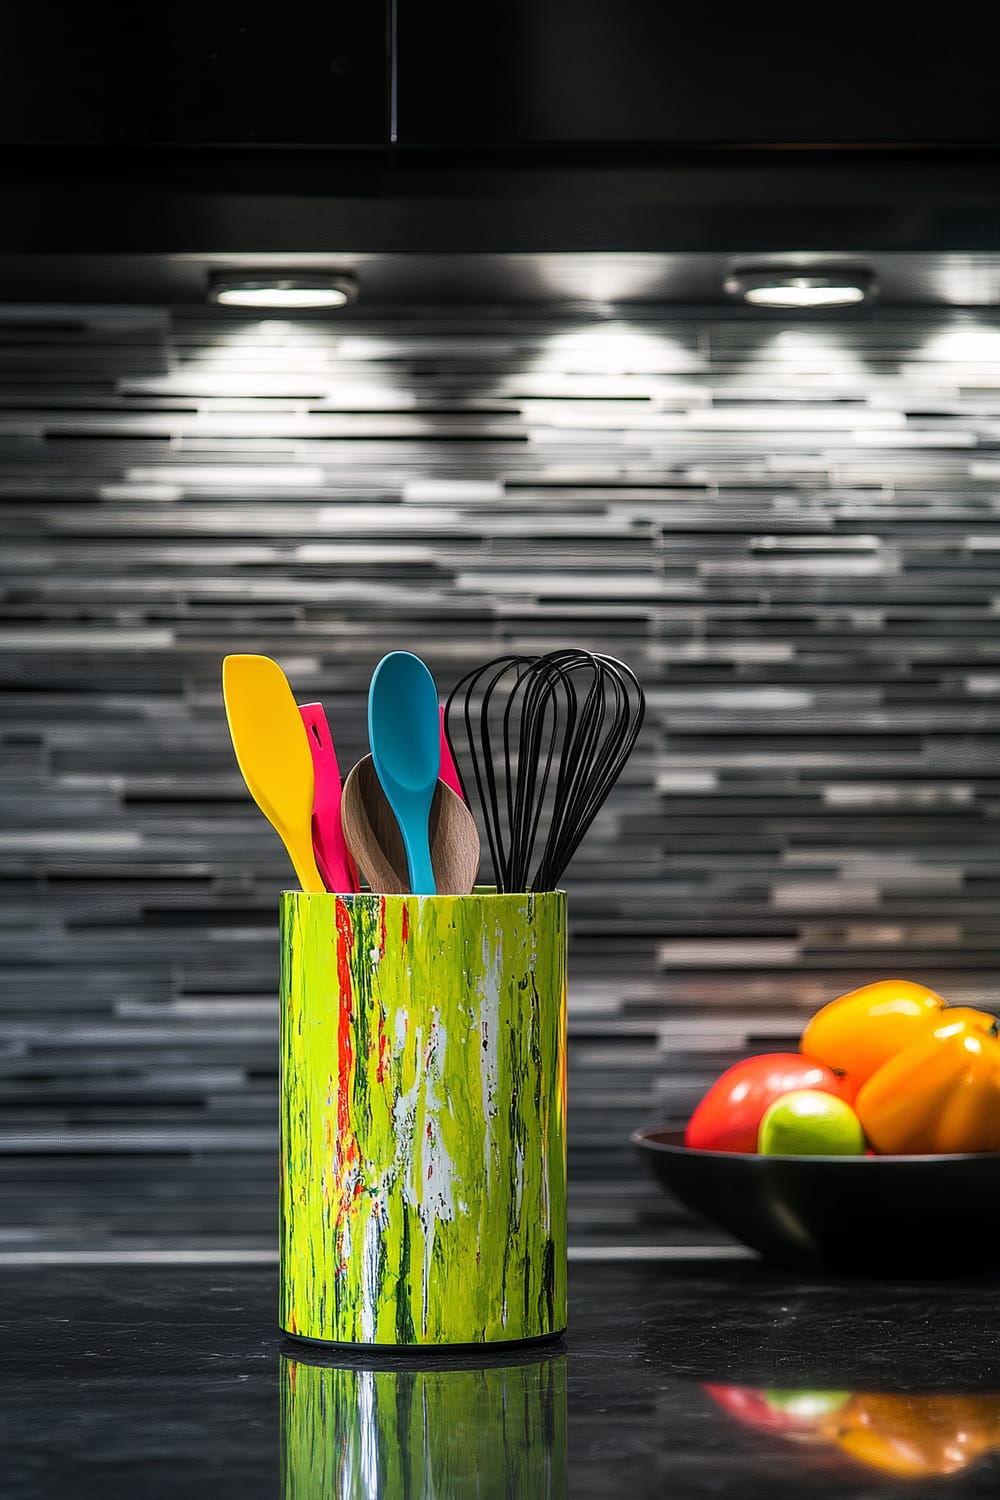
[222,653,325,893]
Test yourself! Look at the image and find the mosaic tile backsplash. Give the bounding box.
[4,306,1000,1251]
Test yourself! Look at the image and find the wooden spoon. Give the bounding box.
[341,754,480,895]
[222,653,325,894]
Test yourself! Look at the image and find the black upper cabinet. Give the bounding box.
[397,2,1000,146]
[0,4,389,146]
[4,3,997,154]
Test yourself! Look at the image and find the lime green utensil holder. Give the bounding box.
[279,889,568,1348]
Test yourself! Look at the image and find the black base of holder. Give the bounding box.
[280,1326,567,1369]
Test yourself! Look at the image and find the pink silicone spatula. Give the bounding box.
[439,703,466,802]
[299,702,359,893]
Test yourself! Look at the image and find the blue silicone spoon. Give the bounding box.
[368,651,441,894]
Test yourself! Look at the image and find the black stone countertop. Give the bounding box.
[4,1257,1000,1498]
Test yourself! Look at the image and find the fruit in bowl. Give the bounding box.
[758,1090,866,1158]
[855,1007,1000,1155]
[684,1053,855,1154]
[800,978,948,1097]
[683,978,1000,1159]
[636,978,1000,1268]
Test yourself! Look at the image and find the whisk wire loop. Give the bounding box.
[444,647,644,892]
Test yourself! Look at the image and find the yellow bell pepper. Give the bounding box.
[800,979,948,1098]
[855,1009,1000,1155]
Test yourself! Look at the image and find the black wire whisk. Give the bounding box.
[444,648,644,892]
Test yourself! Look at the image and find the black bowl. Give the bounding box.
[632,1128,1000,1274]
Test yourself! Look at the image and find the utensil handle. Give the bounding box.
[291,846,328,895]
[299,702,359,894]
[312,817,359,896]
[438,704,465,801]
[312,832,356,897]
[401,823,437,895]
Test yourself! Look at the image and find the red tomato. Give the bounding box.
[685,1053,854,1153]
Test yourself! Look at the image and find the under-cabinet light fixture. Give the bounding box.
[208,273,359,309]
[724,266,876,310]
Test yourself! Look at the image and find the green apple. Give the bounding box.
[758,1089,866,1156]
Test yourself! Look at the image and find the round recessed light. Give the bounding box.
[724,266,876,310]
[208,273,359,310]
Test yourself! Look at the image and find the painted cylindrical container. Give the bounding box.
[279,889,567,1348]
[280,1349,568,1500]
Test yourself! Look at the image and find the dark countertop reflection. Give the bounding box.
[3,1258,1000,1498]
